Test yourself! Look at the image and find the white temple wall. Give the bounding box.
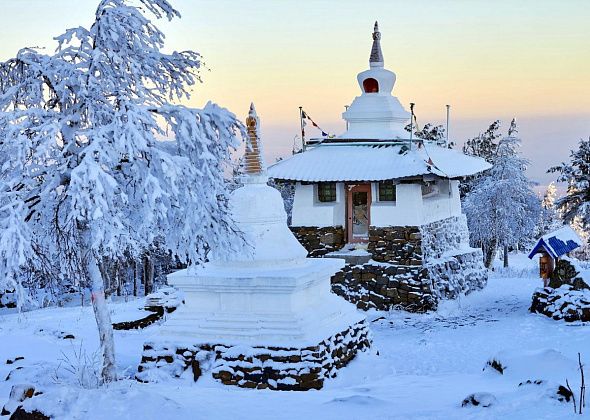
[291,182,345,227]
[421,180,462,224]
[371,183,423,226]
[292,180,463,228]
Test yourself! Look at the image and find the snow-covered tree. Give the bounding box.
[549,137,590,231]
[404,122,453,148]
[537,182,563,236]
[460,120,502,197]
[0,0,244,383]
[463,121,541,268]
[463,120,502,164]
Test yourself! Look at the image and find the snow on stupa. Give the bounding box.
[137,104,370,391]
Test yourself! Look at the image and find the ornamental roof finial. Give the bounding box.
[244,102,265,175]
[370,21,384,68]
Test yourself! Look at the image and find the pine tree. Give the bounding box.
[0,0,244,383]
[537,182,563,235]
[404,122,453,148]
[460,120,502,197]
[463,120,502,164]
[549,137,590,231]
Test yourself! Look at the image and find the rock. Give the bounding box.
[530,285,590,322]
[191,360,201,381]
[2,385,36,417]
[113,307,164,330]
[485,358,505,374]
[461,392,497,408]
[6,357,24,365]
[556,385,574,403]
[8,407,49,420]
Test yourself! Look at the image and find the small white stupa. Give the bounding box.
[340,21,411,140]
[138,104,370,390]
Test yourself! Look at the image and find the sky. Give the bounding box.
[1,0,589,191]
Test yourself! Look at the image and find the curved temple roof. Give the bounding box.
[268,143,492,182]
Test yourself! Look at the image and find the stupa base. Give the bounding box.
[136,319,371,390]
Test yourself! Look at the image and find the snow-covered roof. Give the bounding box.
[528,226,583,259]
[268,142,491,182]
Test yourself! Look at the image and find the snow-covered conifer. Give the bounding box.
[549,137,590,231]
[463,120,502,164]
[0,0,243,383]
[537,182,563,236]
[463,121,541,268]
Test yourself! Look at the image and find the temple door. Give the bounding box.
[346,184,371,243]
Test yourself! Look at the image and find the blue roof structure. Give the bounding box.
[528,226,583,259]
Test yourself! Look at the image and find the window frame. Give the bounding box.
[378,180,396,202]
[317,182,337,203]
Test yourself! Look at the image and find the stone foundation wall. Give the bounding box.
[420,216,488,300]
[331,263,435,312]
[368,226,422,264]
[420,215,471,261]
[426,250,488,300]
[289,217,487,313]
[290,226,345,257]
[137,320,371,391]
[328,217,487,312]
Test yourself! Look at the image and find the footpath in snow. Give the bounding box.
[1,255,589,419]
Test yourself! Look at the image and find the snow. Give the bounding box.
[268,143,491,182]
[1,253,588,419]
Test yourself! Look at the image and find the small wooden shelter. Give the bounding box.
[528,226,583,281]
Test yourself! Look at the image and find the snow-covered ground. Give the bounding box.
[2,254,589,419]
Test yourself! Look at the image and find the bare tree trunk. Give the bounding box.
[133,261,138,297]
[484,238,498,269]
[87,254,117,383]
[115,261,121,297]
[142,254,154,296]
[503,245,509,268]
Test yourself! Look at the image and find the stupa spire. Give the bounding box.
[244,102,265,175]
[369,21,384,68]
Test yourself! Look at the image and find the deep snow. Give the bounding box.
[1,254,589,419]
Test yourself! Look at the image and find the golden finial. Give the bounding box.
[244,102,265,175]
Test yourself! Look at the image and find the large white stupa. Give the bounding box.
[137,104,370,391]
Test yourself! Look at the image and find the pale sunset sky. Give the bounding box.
[1,0,589,190]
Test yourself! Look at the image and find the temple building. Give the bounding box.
[268,23,491,312]
[137,104,370,391]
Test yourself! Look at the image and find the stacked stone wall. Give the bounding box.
[367,226,422,264]
[331,263,435,312]
[137,320,370,391]
[291,216,488,313]
[290,226,345,257]
[420,216,488,300]
[420,215,471,261]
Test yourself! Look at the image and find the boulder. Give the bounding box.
[461,392,497,407]
[2,385,36,417]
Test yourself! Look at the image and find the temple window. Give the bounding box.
[378,181,396,201]
[317,182,337,202]
[363,78,379,93]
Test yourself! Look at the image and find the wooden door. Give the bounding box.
[346,184,371,243]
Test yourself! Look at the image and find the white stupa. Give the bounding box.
[340,21,411,140]
[139,104,370,390]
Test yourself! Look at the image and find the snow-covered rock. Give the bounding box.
[461,392,497,408]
